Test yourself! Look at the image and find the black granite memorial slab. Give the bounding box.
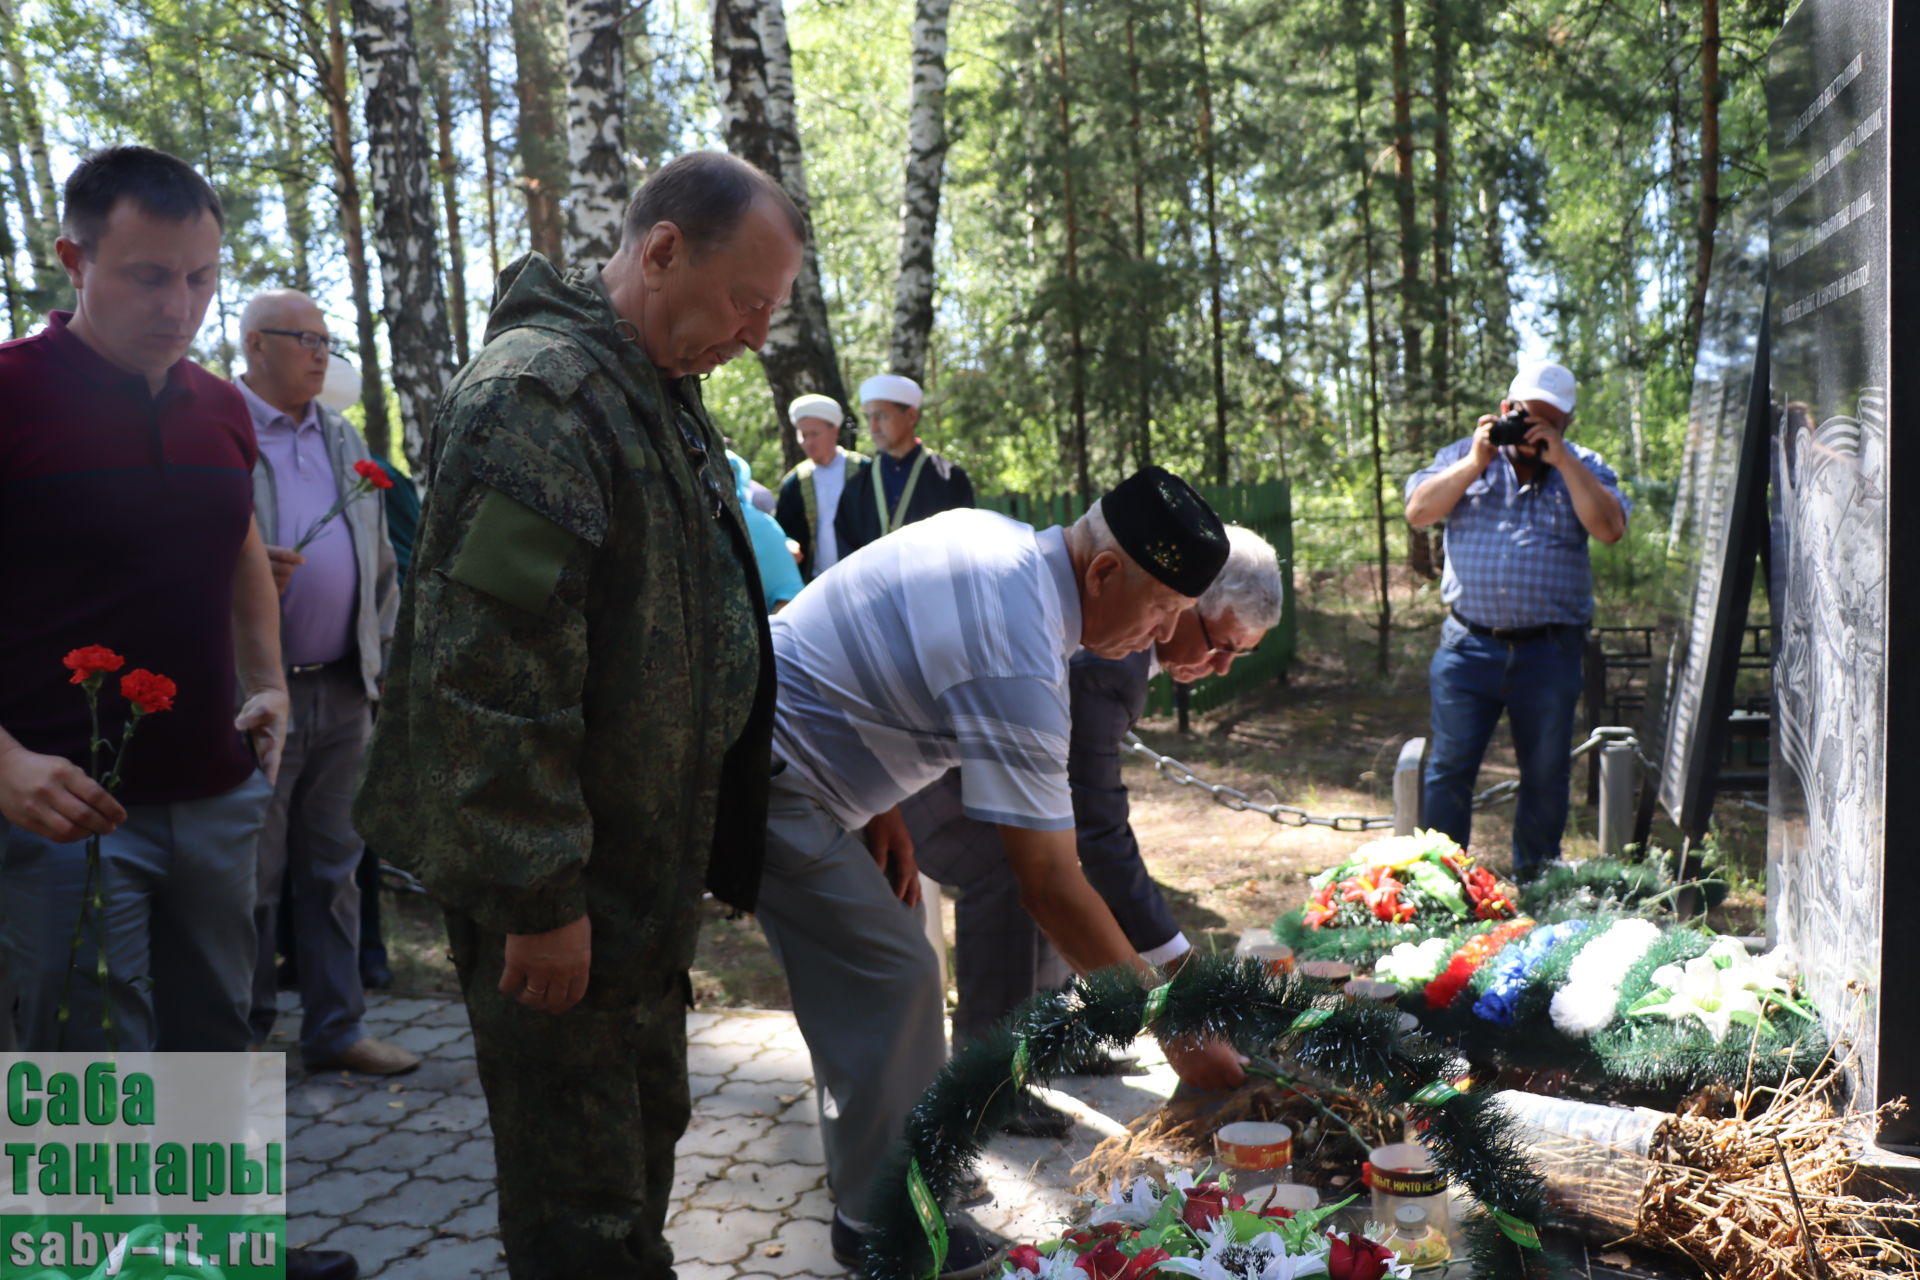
[1764,0,1916,1143]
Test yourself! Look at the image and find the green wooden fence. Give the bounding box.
[978,480,1295,717]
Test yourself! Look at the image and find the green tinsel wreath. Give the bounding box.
[858,956,1570,1280]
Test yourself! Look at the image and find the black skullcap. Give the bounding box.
[1101,466,1229,597]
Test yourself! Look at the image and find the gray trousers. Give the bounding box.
[250,664,373,1057]
[754,773,946,1221]
[901,772,1071,1049]
[0,768,272,1051]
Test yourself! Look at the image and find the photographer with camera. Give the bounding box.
[1404,360,1629,880]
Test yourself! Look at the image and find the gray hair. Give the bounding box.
[1198,525,1283,630]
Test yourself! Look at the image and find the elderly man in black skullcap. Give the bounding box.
[756,466,1248,1274]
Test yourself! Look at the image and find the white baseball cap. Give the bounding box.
[1507,360,1576,415]
[858,373,923,409]
[787,393,843,427]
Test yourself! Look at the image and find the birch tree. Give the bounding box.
[322,0,393,455]
[711,0,849,470]
[351,0,457,468]
[886,0,949,385]
[564,0,627,265]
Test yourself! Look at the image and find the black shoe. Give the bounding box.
[286,1247,359,1280]
[831,1213,1007,1279]
[1000,1089,1073,1139]
[360,958,394,990]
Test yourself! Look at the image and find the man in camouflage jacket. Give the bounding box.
[356,153,803,1279]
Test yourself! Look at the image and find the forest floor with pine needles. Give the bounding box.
[379,581,1768,1009]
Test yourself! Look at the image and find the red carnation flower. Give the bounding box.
[119,669,177,715]
[353,458,394,490]
[64,645,126,685]
[1179,1187,1244,1232]
[1327,1231,1397,1280]
[1074,1241,1170,1280]
[1006,1245,1045,1276]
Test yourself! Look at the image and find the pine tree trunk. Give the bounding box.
[426,0,471,364]
[512,0,567,262]
[711,0,850,471]
[323,0,392,456]
[351,0,458,469]
[1126,3,1151,470]
[1361,166,1392,677]
[1053,0,1089,499]
[1388,0,1423,455]
[0,1,63,302]
[1686,0,1720,357]
[1193,0,1228,486]
[563,0,627,266]
[1427,0,1452,430]
[477,0,504,280]
[886,0,949,385]
[1478,183,1515,368]
[279,85,314,296]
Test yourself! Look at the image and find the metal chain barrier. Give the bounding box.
[1119,733,1394,831]
[1122,724,1645,829]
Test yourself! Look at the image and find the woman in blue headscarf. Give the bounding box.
[729,451,806,610]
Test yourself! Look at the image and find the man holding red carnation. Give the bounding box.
[0,147,290,1059]
[232,288,411,1077]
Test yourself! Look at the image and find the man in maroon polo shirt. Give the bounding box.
[0,147,292,1057]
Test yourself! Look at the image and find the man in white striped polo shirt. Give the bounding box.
[753,466,1248,1275]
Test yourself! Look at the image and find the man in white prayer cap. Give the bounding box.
[833,372,973,556]
[773,392,859,580]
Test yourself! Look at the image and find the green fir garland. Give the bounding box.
[859,957,1569,1280]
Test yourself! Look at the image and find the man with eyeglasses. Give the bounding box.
[231,289,413,1077]
[356,151,798,1280]
[900,524,1284,1137]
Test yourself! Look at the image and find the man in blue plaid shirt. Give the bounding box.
[1405,361,1630,878]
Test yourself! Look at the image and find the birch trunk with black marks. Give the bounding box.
[351,0,457,470]
[886,0,949,385]
[322,0,392,456]
[0,0,63,302]
[1686,0,1720,359]
[1192,0,1226,487]
[1056,0,1088,498]
[711,0,849,471]
[564,0,627,267]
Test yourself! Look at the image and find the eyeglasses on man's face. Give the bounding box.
[1196,611,1260,658]
[259,328,345,356]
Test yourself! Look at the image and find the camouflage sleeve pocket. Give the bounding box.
[447,486,579,615]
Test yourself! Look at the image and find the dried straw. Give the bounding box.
[1633,1056,1920,1279]
[1070,1076,1398,1196]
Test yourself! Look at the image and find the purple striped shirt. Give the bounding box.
[236,377,358,665]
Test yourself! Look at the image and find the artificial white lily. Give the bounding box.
[1089,1175,1166,1227]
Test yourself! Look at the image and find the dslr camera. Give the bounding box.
[1489,403,1535,447]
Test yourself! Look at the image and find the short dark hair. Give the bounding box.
[622,152,805,254]
[61,146,225,253]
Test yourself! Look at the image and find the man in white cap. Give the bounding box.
[1404,359,1630,879]
[773,392,858,580]
[834,372,974,555]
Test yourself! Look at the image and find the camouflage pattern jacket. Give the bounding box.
[356,254,775,994]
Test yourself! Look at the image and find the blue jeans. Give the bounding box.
[1423,615,1586,874]
[1,768,272,1051]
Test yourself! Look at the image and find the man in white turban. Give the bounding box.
[833,373,974,555]
[773,392,858,580]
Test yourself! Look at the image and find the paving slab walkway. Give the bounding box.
[274,990,1199,1280]
[274,991,1665,1280]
